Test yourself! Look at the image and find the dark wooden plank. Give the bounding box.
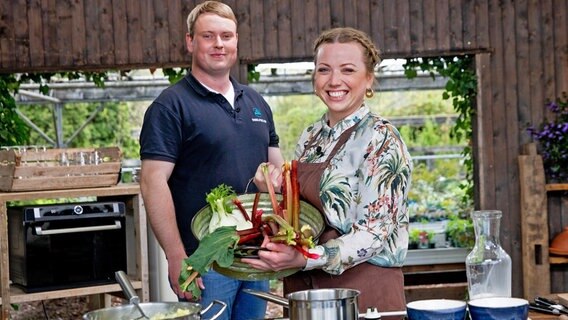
[263,0,278,59]
[234,0,252,62]
[515,0,531,135]
[448,0,463,49]
[382,0,397,54]
[330,0,344,28]
[343,0,356,27]
[42,0,58,67]
[85,0,102,66]
[553,0,567,93]
[462,0,476,49]
[126,0,143,63]
[290,0,305,58]
[422,0,436,51]
[317,0,332,33]
[475,0,489,49]
[249,0,264,60]
[408,0,423,54]
[112,0,128,65]
[276,0,292,58]
[69,0,86,66]
[152,0,168,64]
[541,0,555,115]
[27,0,44,68]
[98,0,115,66]
[356,0,370,36]
[14,0,30,68]
[370,0,384,55]
[396,0,411,54]
[304,0,319,55]
[435,0,450,51]
[167,0,184,64]
[56,0,73,67]
[140,0,156,64]
[0,1,15,69]
[475,54,497,210]
[528,0,544,127]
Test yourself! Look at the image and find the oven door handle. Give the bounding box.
[34,220,122,235]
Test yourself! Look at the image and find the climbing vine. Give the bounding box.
[0,71,108,146]
[403,55,477,206]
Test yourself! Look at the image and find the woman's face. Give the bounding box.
[313,42,374,126]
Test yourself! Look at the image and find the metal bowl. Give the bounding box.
[191,193,325,280]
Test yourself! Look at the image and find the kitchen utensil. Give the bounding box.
[191,192,325,280]
[115,271,150,319]
[406,299,466,320]
[243,288,407,320]
[468,297,529,320]
[81,270,228,320]
[534,296,568,315]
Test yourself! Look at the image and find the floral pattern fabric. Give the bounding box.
[299,105,412,274]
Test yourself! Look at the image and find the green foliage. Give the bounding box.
[0,74,30,145]
[163,68,188,84]
[403,56,477,206]
[20,101,140,159]
[445,216,475,249]
[268,95,326,160]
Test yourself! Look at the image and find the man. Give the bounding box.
[139,1,284,319]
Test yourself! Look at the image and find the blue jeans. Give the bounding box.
[182,270,269,320]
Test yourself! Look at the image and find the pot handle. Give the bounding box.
[115,270,140,304]
[201,300,228,320]
[242,289,289,307]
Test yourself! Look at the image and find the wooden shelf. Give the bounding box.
[550,256,568,264]
[0,279,142,305]
[0,183,148,319]
[546,183,568,192]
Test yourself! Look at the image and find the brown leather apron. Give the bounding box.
[284,122,406,318]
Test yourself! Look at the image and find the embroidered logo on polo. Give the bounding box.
[251,107,267,123]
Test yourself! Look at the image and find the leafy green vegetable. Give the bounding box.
[206,184,243,232]
[179,226,240,298]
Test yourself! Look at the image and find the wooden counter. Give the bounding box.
[0,184,148,320]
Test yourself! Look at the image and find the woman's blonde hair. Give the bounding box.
[313,27,381,75]
[186,1,237,37]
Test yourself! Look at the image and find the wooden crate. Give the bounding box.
[0,147,121,192]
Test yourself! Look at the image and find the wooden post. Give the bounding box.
[518,143,551,300]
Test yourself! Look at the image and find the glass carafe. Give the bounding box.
[465,210,512,299]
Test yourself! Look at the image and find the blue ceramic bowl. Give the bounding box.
[468,297,529,320]
[406,299,467,320]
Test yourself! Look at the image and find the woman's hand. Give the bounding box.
[253,162,282,193]
[241,241,307,271]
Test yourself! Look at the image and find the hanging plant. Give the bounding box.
[0,74,29,145]
[527,92,568,182]
[403,55,477,207]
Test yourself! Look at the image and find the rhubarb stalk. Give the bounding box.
[261,163,283,218]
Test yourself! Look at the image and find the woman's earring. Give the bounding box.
[365,88,374,98]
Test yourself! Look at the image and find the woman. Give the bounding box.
[244,27,412,317]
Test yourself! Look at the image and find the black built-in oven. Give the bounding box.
[8,201,127,292]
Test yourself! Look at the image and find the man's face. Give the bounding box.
[186,13,238,76]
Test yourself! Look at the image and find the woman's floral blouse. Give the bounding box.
[298,105,412,274]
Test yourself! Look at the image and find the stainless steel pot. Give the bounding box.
[83,271,226,320]
[245,288,360,320]
[244,288,407,320]
[82,301,226,320]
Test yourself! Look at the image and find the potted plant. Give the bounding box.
[446,216,475,249]
[409,229,435,249]
[527,93,568,183]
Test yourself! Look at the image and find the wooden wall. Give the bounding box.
[1,0,567,298]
